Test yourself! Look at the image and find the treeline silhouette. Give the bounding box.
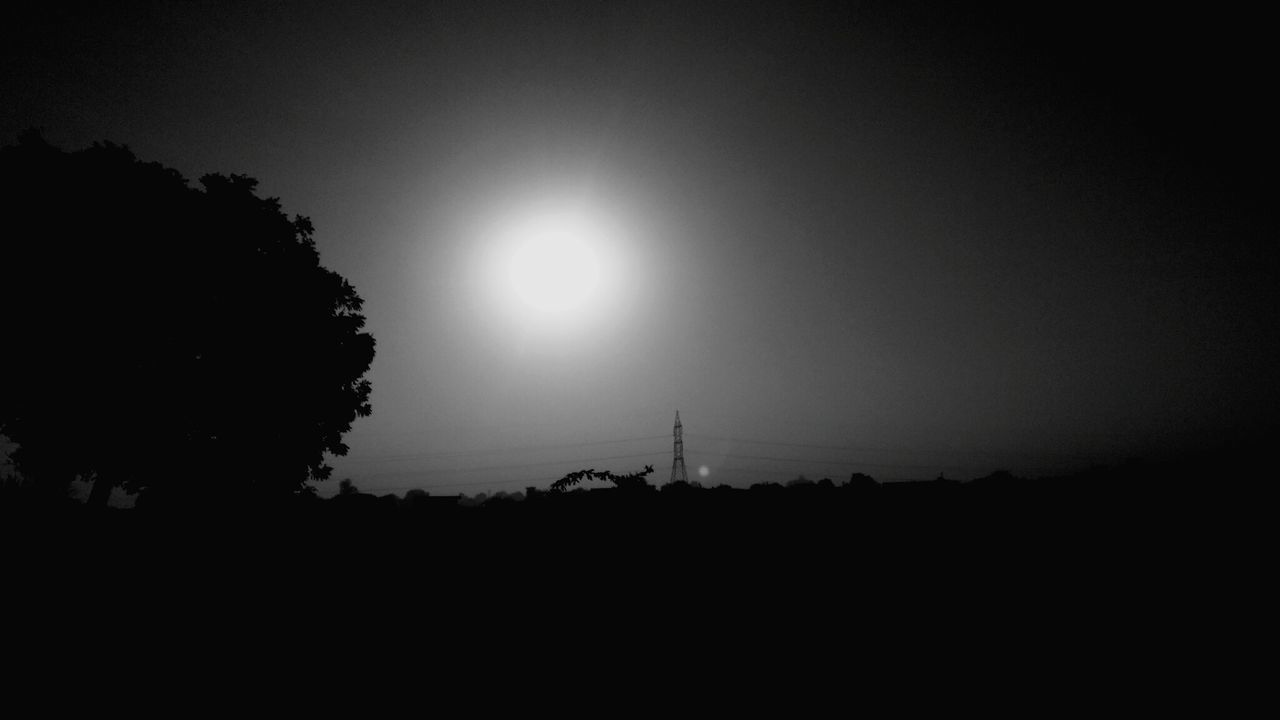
[293,455,1231,534]
[2,452,1244,544]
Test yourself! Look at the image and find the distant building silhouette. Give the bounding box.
[670,411,688,485]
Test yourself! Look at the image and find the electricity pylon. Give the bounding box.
[670,410,688,485]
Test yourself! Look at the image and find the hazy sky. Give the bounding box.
[4,1,1275,494]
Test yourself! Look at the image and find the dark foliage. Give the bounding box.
[846,472,877,489]
[549,464,655,493]
[0,132,374,507]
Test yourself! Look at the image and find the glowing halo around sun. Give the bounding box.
[477,202,632,338]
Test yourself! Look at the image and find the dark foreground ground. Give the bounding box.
[1,451,1265,708]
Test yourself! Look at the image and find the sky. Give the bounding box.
[3,1,1276,495]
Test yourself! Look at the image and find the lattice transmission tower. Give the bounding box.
[670,410,688,484]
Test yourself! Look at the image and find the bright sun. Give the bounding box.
[480,205,624,336]
[507,215,601,314]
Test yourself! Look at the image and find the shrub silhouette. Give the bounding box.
[0,132,375,508]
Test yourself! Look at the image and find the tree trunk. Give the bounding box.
[87,473,114,508]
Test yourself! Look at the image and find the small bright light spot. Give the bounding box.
[698,465,710,478]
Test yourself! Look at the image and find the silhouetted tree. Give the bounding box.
[846,472,877,489]
[402,488,430,509]
[0,132,375,508]
[549,465,655,493]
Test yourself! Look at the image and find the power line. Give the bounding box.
[335,431,1086,473]
[336,427,1090,494]
[348,446,1060,488]
[358,474,559,492]
[713,453,953,471]
[682,433,1095,462]
[357,450,667,481]
[351,452,1038,494]
[335,434,668,464]
[351,452,975,494]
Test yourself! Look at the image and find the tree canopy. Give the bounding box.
[0,132,375,507]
